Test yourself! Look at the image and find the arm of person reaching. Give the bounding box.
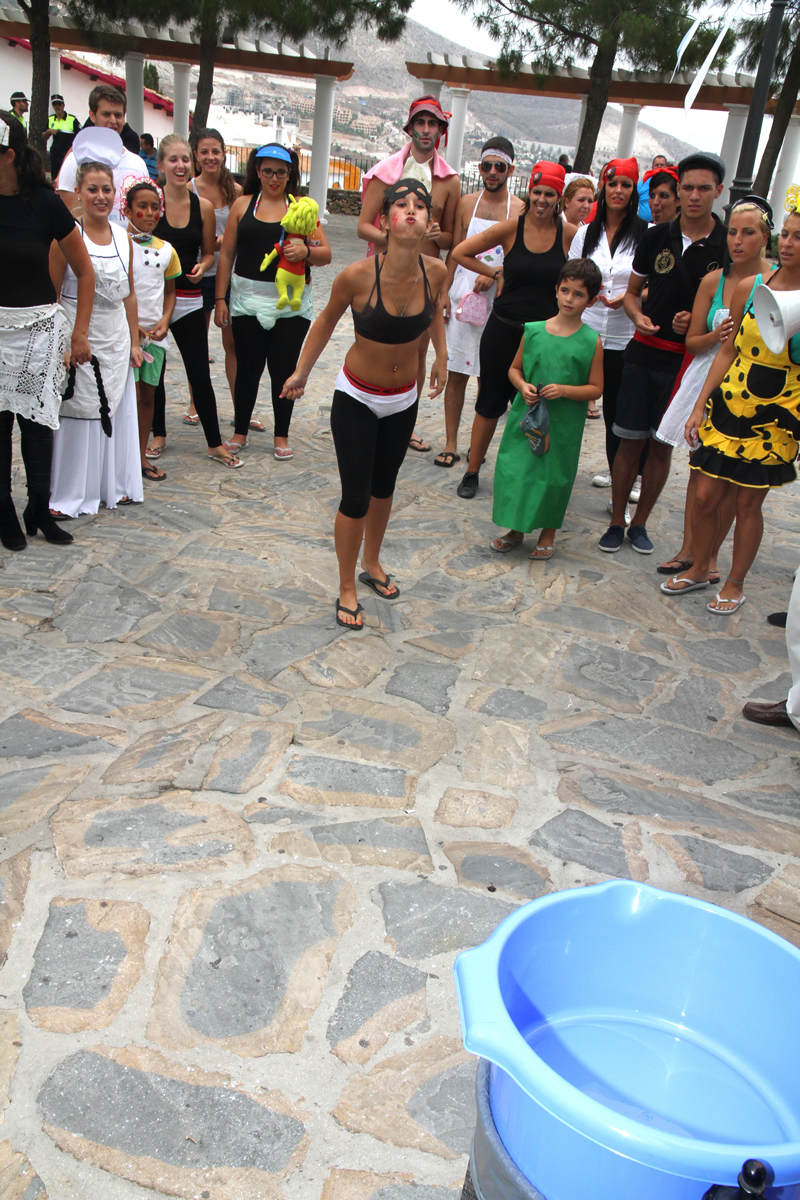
[185,196,216,284]
[50,225,94,365]
[280,266,357,399]
[56,152,79,215]
[213,195,247,328]
[357,177,389,253]
[539,336,603,402]
[685,270,734,356]
[508,335,538,404]
[452,216,517,295]
[427,260,448,397]
[621,272,659,335]
[685,278,751,445]
[123,239,143,368]
[429,175,460,252]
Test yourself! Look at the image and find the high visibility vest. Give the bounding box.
[48,114,77,132]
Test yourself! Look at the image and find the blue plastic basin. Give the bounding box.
[454,881,800,1200]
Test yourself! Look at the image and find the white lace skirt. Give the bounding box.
[50,368,143,517]
[0,303,69,429]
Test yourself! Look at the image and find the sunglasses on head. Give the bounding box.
[480,160,509,174]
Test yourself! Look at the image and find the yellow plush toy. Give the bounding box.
[260,194,320,310]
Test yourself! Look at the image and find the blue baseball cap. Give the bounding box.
[255,143,292,163]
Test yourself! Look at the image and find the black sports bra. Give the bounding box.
[352,254,434,344]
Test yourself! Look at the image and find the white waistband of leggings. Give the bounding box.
[335,366,417,419]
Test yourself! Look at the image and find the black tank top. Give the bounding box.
[234,193,284,283]
[155,190,203,297]
[352,254,434,344]
[494,215,565,324]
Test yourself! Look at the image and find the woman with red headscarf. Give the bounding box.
[451,161,576,498]
[568,157,648,496]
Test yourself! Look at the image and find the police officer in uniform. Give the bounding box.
[43,94,81,181]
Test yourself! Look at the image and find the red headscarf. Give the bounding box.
[528,161,566,195]
[403,96,452,148]
[601,157,640,185]
[643,165,679,186]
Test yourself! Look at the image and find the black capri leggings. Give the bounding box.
[475,313,525,419]
[602,347,648,476]
[231,314,310,439]
[330,390,419,520]
[152,307,222,447]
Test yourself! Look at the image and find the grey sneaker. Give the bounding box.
[457,471,480,499]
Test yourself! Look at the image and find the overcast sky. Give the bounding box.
[408,0,772,161]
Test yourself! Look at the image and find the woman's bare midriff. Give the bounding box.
[344,333,422,389]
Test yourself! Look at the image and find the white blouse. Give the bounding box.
[569,223,639,351]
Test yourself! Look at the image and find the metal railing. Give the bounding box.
[222,147,378,190]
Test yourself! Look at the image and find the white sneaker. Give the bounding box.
[607,499,631,525]
[592,471,612,488]
[629,475,642,503]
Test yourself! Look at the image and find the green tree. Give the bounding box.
[66,0,413,130]
[143,61,160,91]
[738,4,800,200]
[457,0,734,172]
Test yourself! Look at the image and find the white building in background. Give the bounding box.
[206,105,298,158]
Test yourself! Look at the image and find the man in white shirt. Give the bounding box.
[57,84,142,225]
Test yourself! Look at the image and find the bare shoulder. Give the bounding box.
[230,193,250,217]
[425,256,449,289]
[458,190,482,216]
[509,194,526,216]
[234,181,243,197]
[198,194,215,216]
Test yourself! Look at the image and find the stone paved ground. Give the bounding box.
[1,214,800,1200]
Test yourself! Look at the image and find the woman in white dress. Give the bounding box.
[50,128,143,517]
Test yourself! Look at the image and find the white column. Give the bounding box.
[420,78,443,101]
[49,46,62,96]
[172,63,191,138]
[616,105,641,158]
[574,96,588,156]
[770,113,800,213]
[309,74,336,218]
[125,52,145,137]
[716,103,749,214]
[445,87,469,170]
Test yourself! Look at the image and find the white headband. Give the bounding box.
[481,148,513,166]
[0,119,10,149]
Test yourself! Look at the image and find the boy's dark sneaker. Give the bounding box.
[627,524,654,554]
[457,471,480,499]
[599,524,625,552]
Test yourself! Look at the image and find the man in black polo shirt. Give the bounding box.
[599,152,726,554]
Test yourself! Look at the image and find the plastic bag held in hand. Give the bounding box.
[519,384,550,456]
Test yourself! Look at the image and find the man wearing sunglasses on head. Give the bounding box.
[434,138,525,467]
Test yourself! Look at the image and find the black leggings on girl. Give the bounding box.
[330,391,418,519]
[231,315,310,439]
[152,307,222,447]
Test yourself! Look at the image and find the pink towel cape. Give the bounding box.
[360,144,458,256]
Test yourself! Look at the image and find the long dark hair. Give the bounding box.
[0,110,50,194]
[190,127,238,208]
[243,145,300,198]
[582,184,646,259]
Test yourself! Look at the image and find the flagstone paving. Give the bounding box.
[1,214,799,1199]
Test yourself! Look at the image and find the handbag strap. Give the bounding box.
[63,354,113,438]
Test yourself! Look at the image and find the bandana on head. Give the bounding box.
[121,173,165,221]
[528,161,566,196]
[481,148,513,167]
[403,97,451,149]
[384,177,432,211]
[601,157,639,186]
[643,166,679,186]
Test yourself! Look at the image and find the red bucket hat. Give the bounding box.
[528,161,566,195]
[403,96,451,147]
[601,157,640,185]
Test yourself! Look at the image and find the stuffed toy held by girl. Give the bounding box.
[260,194,320,311]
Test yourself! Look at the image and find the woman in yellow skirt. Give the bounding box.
[670,203,800,614]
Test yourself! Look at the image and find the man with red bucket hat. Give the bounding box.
[358,96,461,452]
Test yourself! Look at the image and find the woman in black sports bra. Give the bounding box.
[450,160,577,498]
[282,179,448,629]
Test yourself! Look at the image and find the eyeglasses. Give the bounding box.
[259,167,289,179]
[480,161,508,174]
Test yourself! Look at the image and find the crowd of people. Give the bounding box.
[1,88,800,657]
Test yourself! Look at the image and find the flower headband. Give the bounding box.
[121,174,165,220]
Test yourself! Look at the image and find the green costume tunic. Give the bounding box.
[492,320,598,532]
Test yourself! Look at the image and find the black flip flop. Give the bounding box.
[336,599,364,629]
[359,571,400,599]
[434,451,461,468]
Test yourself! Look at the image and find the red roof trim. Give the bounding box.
[6,38,174,115]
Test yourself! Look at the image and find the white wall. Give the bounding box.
[0,39,173,140]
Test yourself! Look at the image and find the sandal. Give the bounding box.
[358,570,400,599]
[587,407,601,420]
[409,435,431,453]
[145,443,164,459]
[434,450,461,468]
[660,575,708,595]
[181,413,199,426]
[336,599,364,629]
[707,592,746,614]
[207,452,242,469]
[530,545,554,560]
[657,555,693,575]
[223,438,247,453]
[49,509,72,520]
[142,464,166,482]
[491,535,523,553]
[274,446,294,460]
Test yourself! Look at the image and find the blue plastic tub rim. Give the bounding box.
[453,879,800,1183]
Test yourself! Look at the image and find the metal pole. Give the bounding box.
[727,0,788,211]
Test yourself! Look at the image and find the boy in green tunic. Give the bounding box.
[491,259,603,559]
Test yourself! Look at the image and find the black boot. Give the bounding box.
[18,416,73,545]
[0,412,26,551]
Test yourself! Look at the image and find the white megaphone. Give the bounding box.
[752,283,800,354]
